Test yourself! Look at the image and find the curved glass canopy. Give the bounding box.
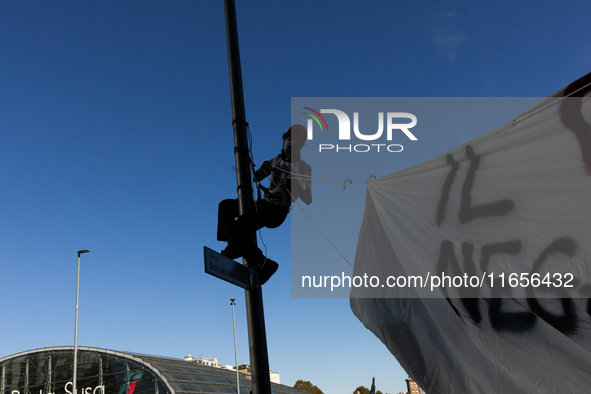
[0,347,306,394]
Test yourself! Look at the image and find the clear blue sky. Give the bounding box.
[0,1,589,394]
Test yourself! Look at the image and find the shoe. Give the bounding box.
[221,245,241,260]
[258,258,279,285]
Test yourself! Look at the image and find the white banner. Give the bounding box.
[351,73,591,393]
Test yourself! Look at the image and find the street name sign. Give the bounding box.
[204,246,251,289]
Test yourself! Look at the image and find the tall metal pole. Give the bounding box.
[231,299,240,394]
[224,2,272,394]
[73,249,89,394]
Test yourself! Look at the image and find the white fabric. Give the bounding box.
[351,82,591,393]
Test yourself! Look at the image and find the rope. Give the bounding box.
[511,80,591,127]
[246,125,269,259]
[287,188,355,269]
[269,163,368,186]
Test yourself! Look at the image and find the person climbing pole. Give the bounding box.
[217,124,312,284]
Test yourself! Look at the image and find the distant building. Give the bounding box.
[238,363,251,375]
[184,356,280,384]
[184,354,220,367]
[405,377,425,394]
[269,370,280,384]
[237,363,280,384]
[184,353,197,361]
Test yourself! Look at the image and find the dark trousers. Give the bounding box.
[217,199,289,263]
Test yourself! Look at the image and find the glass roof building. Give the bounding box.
[0,347,307,394]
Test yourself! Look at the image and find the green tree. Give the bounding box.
[354,386,370,394]
[294,380,324,394]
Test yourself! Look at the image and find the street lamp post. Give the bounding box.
[73,249,90,394]
[231,299,239,394]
